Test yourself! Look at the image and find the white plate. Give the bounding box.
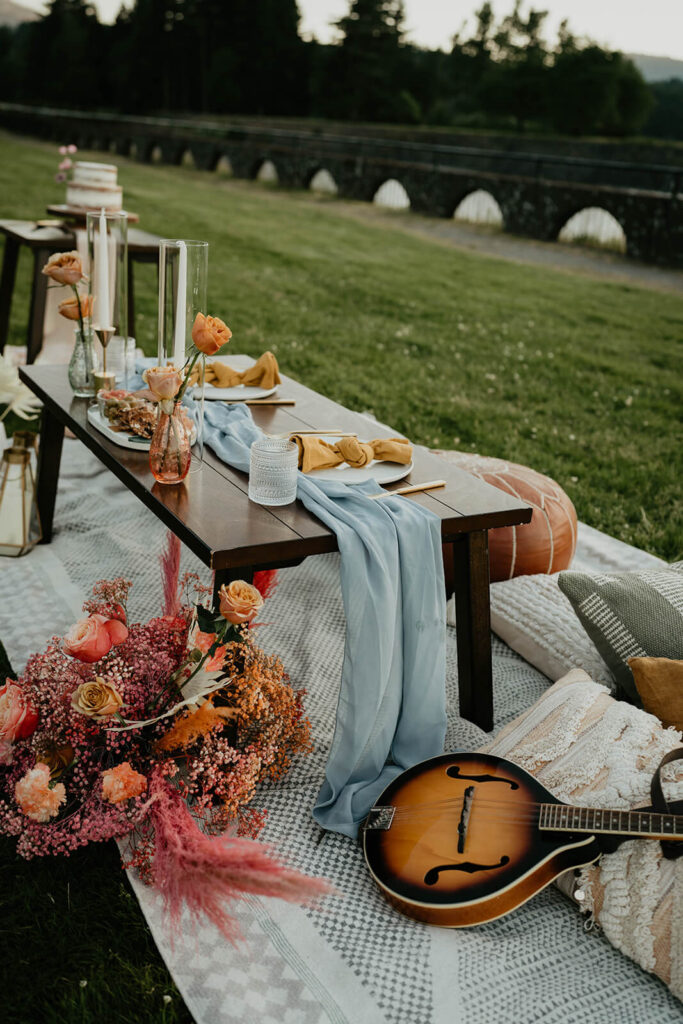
[191,354,278,402]
[87,406,197,450]
[304,435,413,485]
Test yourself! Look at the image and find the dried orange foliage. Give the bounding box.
[223,639,313,782]
[156,699,236,753]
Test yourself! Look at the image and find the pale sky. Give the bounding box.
[17,0,683,61]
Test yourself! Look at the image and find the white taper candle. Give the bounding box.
[95,208,112,330]
[173,240,187,367]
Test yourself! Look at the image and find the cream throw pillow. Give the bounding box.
[478,669,683,1001]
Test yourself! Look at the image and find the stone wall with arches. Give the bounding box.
[1,102,680,266]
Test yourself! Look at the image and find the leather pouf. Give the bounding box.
[433,451,578,581]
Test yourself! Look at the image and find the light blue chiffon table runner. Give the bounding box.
[201,402,447,837]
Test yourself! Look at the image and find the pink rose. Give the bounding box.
[0,681,39,742]
[91,613,129,646]
[142,366,183,402]
[63,616,112,664]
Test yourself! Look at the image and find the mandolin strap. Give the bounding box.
[596,746,683,859]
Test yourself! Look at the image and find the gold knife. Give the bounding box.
[368,479,446,500]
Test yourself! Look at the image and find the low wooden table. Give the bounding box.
[19,364,532,731]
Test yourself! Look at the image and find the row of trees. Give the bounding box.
[0,0,674,139]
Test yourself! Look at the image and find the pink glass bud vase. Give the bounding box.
[149,404,191,484]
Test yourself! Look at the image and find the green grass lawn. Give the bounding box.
[1,130,682,1023]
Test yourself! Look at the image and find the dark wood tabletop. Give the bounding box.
[19,361,532,730]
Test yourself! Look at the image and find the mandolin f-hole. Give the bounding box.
[446,766,518,789]
[424,855,510,885]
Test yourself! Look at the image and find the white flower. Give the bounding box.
[0,355,41,422]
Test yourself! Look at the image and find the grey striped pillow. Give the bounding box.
[558,562,683,704]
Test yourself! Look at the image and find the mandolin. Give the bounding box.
[361,752,683,927]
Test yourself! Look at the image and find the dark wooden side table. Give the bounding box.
[19,364,532,731]
[0,219,160,361]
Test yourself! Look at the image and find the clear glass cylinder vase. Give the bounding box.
[158,239,209,467]
[86,210,129,375]
[149,404,192,485]
[68,326,96,396]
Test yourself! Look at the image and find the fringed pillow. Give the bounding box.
[479,669,683,1001]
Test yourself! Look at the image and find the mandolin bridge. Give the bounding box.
[364,806,395,831]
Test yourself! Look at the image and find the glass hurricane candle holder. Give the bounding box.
[248,438,298,506]
[86,210,128,374]
[158,239,209,465]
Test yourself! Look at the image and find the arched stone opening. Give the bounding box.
[150,145,163,164]
[215,154,233,176]
[180,149,196,169]
[373,179,410,210]
[558,207,626,253]
[128,141,138,159]
[454,189,503,228]
[309,168,338,195]
[255,159,279,184]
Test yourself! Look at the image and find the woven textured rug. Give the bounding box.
[2,440,681,1024]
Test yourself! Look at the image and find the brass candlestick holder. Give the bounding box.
[95,326,114,373]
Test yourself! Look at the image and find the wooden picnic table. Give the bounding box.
[19,363,532,731]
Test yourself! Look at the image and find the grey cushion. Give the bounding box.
[558,562,683,704]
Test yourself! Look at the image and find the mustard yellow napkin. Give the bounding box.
[291,435,412,474]
[190,351,281,389]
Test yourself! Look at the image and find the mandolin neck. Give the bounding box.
[539,803,683,840]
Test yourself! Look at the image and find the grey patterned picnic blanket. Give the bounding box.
[1,440,680,1024]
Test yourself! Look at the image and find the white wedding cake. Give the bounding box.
[66,161,123,211]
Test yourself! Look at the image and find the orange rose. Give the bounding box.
[142,366,183,403]
[58,294,93,321]
[63,616,112,664]
[218,580,264,625]
[41,251,83,285]
[192,313,232,357]
[71,677,123,720]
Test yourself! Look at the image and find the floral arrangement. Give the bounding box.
[54,143,78,184]
[0,534,327,937]
[143,313,232,484]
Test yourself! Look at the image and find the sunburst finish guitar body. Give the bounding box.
[361,753,683,927]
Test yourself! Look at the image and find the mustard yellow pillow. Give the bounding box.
[629,656,683,731]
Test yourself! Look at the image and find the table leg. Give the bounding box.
[36,404,65,544]
[27,248,50,363]
[212,566,254,611]
[452,531,493,732]
[0,235,19,354]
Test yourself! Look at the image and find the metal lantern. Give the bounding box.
[0,441,42,556]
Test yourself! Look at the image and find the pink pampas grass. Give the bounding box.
[159,532,182,618]
[145,771,331,942]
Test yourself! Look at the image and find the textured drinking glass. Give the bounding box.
[248,439,298,506]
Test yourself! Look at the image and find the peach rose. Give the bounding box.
[218,580,264,625]
[41,251,83,285]
[71,677,123,720]
[0,681,39,743]
[58,294,93,321]
[15,763,66,822]
[101,762,147,803]
[142,366,183,402]
[63,616,112,664]
[191,313,232,357]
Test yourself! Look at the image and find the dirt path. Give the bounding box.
[306,196,683,295]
